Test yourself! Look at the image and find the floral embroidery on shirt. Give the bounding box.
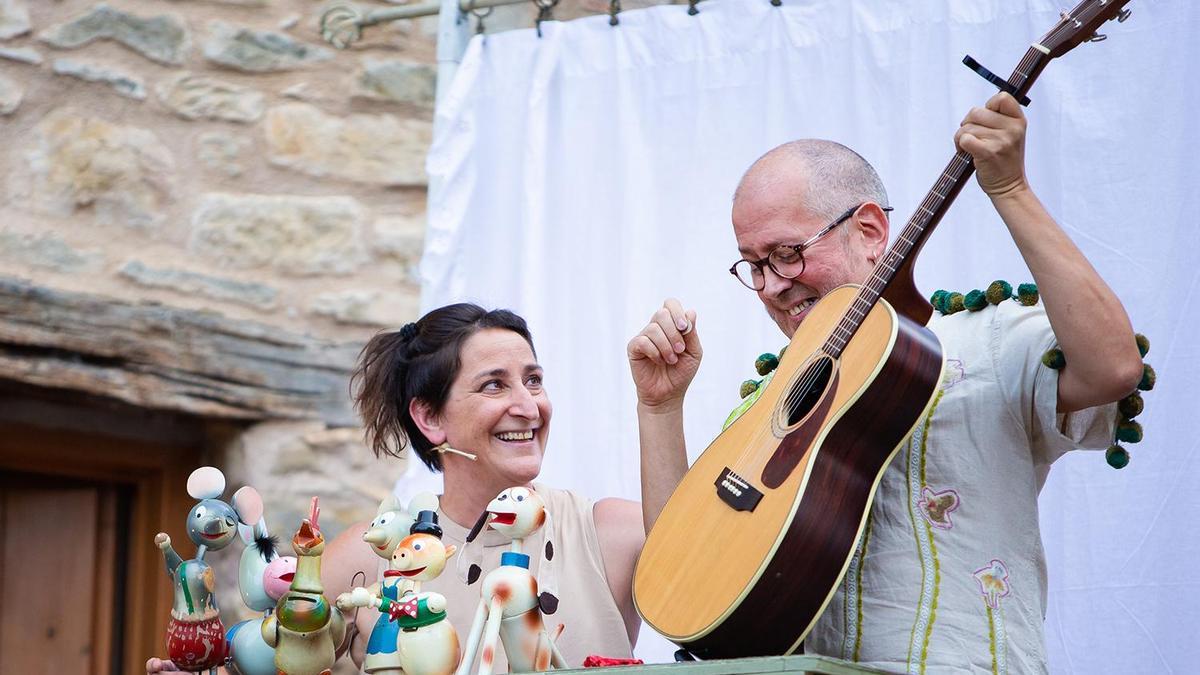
[905,389,946,674]
[975,559,1011,674]
[918,487,960,530]
[940,358,965,389]
[974,559,1011,609]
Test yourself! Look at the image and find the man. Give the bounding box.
[628,92,1142,673]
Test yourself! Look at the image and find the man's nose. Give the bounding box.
[760,264,793,298]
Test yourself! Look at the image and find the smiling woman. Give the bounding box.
[321,303,646,672]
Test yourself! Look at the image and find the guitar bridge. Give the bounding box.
[715,467,763,512]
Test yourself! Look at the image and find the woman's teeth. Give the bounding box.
[788,298,817,317]
[496,430,534,441]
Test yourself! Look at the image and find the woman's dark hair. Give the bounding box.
[353,303,535,471]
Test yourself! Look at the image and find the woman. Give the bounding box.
[323,303,645,671]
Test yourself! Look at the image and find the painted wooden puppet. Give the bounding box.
[154,467,257,674]
[338,509,460,674]
[455,487,566,675]
[262,497,346,675]
[225,485,298,675]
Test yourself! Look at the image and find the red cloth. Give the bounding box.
[165,615,227,671]
[582,655,645,667]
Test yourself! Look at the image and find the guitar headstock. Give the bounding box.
[1038,0,1133,58]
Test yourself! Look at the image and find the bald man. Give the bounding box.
[627,93,1141,672]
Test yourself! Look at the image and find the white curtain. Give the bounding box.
[415,0,1200,669]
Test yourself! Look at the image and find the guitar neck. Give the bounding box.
[823,46,1049,358]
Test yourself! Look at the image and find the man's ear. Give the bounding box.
[409,398,446,446]
[857,202,891,263]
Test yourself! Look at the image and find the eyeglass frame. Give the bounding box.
[728,202,894,291]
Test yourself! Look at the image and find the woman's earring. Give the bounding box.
[435,442,477,461]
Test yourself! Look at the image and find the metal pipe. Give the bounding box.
[366,0,528,26]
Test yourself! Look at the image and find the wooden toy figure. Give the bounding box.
[262,497,346,675]
[154,467,257,674]
[225,485,299,675]
[338,510,460,674]
[363,492,441,565]
[455,487,567,675]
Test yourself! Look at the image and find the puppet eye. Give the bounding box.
[498,493,508,501]
[413,542,423,551]
[195,506,207,519]
[516,494,525,501]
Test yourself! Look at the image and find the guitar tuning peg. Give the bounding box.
[1088,32,1108,42]
[1117,8,1131,22]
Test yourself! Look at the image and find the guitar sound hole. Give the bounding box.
[785,357,834,427]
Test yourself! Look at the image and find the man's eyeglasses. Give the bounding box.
[728,202,893,291]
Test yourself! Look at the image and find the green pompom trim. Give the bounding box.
[1016,283,1039,306]
[986,280,1013,305]
[964,289,988,312]
[1116,420,1143,444]
[1106,444,1130,469]
[1041,348,1066,370]
[1135,333,1150,358]
[1138,363,1156,391]
[755,353,780,376]
[933,280,1039,316]
[1118,392,1144,419]
[740,379,761,399]
[930,290,949,313]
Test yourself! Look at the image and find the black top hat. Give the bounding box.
[410,510,443,538]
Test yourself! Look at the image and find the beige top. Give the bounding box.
[378,485,632,671]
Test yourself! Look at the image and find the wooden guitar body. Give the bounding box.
[633,285,944,658]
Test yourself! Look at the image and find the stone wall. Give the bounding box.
[0,1,436,663]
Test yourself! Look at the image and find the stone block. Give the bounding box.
[52,58,147,100]
[203,20,332,72]
[310,290,389,326]
[118,259,279,310]
[0,46,40,65]
[372,213,424,283]
[0,72,20,114]
[189,192,369,276]
[0,232,103,273]
[196,131,248,177]
[12,107,173,229]
[354,58,436,107]
[264,102,431,186]
[38,4,190,66]
[0,0,30,40]
[156,72,265,123]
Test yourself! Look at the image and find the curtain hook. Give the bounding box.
[533,0,558,37]
[466,0,493,34]
[609,0,621,26]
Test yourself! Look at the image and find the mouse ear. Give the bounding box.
[232,486,264,526]
[187,467,226,500]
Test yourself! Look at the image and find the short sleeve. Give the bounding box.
[989,303,1116,465]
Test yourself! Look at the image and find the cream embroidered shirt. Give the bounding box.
[799,302,1116,674]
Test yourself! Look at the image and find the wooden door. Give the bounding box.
[0,422,199,675]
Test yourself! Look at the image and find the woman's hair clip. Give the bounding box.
[399,322,419,340]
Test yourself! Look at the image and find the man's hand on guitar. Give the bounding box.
[627,298,702,411]
[955,91,1029,200]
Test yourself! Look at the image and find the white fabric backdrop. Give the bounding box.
[412,0,1200,670]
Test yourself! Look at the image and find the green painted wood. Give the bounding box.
[557,655,895,674]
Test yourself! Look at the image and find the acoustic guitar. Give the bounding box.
[632,0,1132,658]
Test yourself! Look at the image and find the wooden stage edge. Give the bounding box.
[557,655,895,674]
